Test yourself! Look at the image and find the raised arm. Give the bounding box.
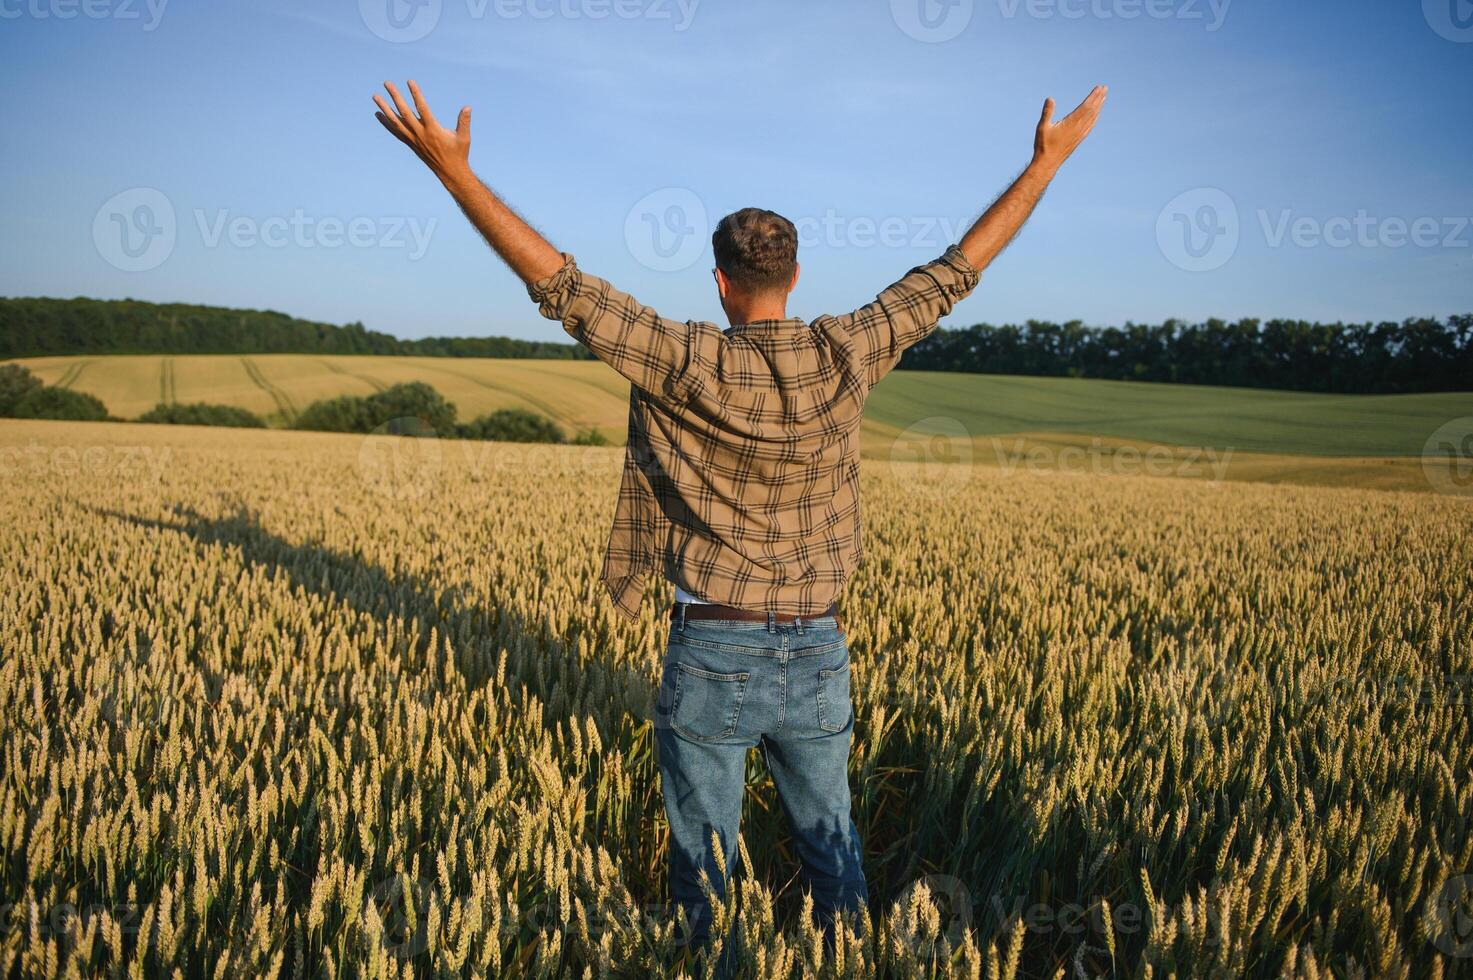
[373,80,703,399]
[958,85,1108,273]
[829,86,1108,388]
[372,80,563,284]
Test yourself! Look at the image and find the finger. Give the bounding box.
[1067,91,1097,119]
[456,105,472,138]
[374,110,413,146]
[407,79,437,126]
[1038,97,1055,128]
[373,96,411,134]
[1075,85,1109,118]
[383,81,420,130]
[377,113,430,165]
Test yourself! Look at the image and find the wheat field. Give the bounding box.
[1,418,1471,978]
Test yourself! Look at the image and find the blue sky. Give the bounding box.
[2,0,1470,340]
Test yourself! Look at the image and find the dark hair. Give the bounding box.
[711,208,798,292]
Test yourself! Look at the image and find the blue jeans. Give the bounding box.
[655,608,868,946]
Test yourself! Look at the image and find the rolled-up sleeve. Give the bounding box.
[825,246,980,388]
[528,253,696,400]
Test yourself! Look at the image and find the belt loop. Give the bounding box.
[795,615,805,635]
[766,611,776,633]
[676,602,687,632]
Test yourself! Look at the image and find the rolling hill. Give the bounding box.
[8,353,1471,493]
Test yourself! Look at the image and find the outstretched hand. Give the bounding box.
[370,79,561,284]
[956,85,1108,273]
[373,80,472,182]
[1033,85,1108,171]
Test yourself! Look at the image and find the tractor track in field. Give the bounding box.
[408,359,569,425]
[515,361,630,400]
[240,357,298,422]
[55,360,93,390]
[159,358,177,405]
[317,358,387,393]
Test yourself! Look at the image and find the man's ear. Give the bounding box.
[787,263,800,295]
[714,267,731,300]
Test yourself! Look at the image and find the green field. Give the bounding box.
[10,353,1472,493]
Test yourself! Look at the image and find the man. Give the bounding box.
[373,79,1106,949]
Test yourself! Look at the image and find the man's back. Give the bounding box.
[528,244,980,617]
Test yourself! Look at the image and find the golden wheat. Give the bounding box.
[0,419,1469,979]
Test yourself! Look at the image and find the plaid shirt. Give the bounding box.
[528,246,980,619]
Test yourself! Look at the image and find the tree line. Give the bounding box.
[4,297,1468,394]
[904,315,1473,394]
[0,297,592,361]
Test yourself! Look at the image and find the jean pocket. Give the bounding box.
[817,663,852,733]
[671,663,750,742]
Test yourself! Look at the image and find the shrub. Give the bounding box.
[293,382,456,436]
[360,381,458,434]
[459,408,565,444]
[10,386,109,421]
[0,364,43,415]
[138,402,266,428]
[289,393,372,433]
[572,428,610,446]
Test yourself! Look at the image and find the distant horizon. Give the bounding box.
[3,292,1469,347]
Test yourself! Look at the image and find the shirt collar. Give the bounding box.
[724,317,808,336]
